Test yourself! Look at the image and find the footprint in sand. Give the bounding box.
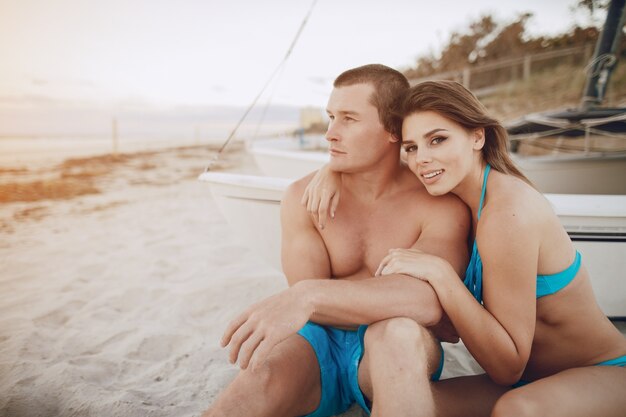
[15,375,38,387]
[78,329,136,356]
[32,300,86,327]
[127,334,188,362]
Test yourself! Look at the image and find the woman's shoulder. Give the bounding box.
[490,171,551,209]
[480,172,552,232]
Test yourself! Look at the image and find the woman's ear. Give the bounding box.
[472,128,485,150]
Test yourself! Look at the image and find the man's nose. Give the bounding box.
[325,121,339,142]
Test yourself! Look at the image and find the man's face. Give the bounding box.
[325,83,395,173]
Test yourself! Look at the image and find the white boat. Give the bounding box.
[512,153,626,195]
[200,172,290,270]
[247,137,328,179]
[199,171,626,317]
[248,138,626,194]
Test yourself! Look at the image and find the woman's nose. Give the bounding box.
[415,147,432,164]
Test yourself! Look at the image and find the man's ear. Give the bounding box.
[472,128,485,150]
[389,133,401,143]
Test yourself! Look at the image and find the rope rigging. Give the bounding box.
[205,0,318,171]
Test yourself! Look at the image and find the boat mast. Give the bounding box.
[581,0,626,110]
[205,0,318,171]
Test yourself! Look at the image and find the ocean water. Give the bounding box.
[0,104,303,167]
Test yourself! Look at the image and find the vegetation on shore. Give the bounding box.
[402,1,626,121]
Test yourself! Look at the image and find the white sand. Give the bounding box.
[5,144,619,417]
[1,146,287,416]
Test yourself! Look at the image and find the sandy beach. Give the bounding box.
[1,144,289,417]
[1,143,622,417]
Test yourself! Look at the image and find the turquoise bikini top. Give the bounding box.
[463,164,581,303]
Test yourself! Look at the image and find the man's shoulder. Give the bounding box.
[283,171,318,205]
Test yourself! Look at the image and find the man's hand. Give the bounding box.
[221,285,313,371]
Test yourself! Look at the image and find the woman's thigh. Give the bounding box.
[493,366,626,417]
[432,374,510,417]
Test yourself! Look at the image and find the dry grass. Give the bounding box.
[13,206,48,221]
[79,200,127,214]
[59,153,133,169]
[480,63,626,156]
[0,146,220,205]
[1,154,132,204]
[0,167,29,175]
[482,63,626,122]
[0,178,101,203]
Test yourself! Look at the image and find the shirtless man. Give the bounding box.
[203,64,492,417]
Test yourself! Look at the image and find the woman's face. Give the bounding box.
[401,110,482,196]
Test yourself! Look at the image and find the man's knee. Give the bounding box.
[252,348,317,403]
[364,317,429,354]
[248,359,280,396]
[491,389,540,417]
[358,318,437,401]
[203,361,294,417]
[208,337,320,416]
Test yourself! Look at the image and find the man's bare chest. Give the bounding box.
[319,209,421,278]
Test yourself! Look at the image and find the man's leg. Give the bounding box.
[203,334,321,417]
[357,317,441,417]
[357,318,509,417]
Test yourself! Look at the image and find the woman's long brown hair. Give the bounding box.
[403,80,532,184]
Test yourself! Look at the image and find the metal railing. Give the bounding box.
[408,44,595,96]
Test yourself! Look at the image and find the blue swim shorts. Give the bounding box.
[297,322,444,417]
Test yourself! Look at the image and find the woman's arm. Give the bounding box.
[300,164,342,229]
[378,207,539,385]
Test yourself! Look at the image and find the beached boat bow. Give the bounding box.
[199,172,626,318]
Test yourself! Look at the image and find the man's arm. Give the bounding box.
[222,178,468,369]
[281,176,333,286]
[412,193,470,277]
[301,192,470,330]
[282,176,447,327]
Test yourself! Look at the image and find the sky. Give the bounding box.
[0,0,600,111]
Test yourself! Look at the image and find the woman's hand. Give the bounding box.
[300,164,342,229]
[375,248,447,284]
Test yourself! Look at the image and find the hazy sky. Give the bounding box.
[0,0,598,109]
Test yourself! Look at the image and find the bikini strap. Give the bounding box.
[477,164,491,220]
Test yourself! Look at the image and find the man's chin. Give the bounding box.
[328,160,345,172]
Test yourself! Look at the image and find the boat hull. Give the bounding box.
[249,139,626,194]
[199,172,626,317]
[199,172,289,269]
[512,153,626,195]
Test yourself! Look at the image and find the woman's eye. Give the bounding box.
[431,136,446,145]
[403,144,417,153]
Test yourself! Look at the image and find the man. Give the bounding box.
[203,64,471,417]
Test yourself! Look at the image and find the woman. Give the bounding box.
[303,80,626,416]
